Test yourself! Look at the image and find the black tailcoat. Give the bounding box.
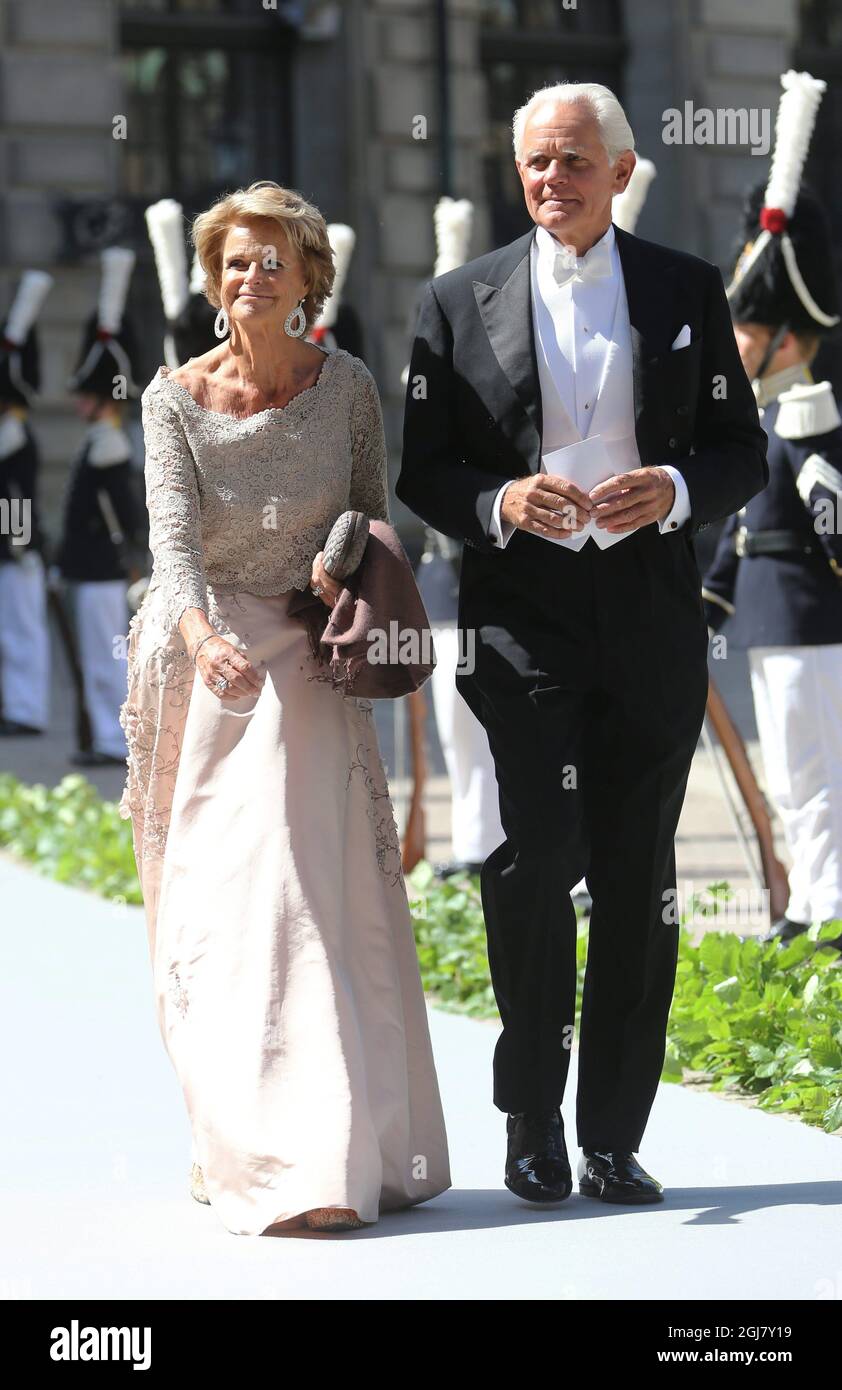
[396,223,768,1140]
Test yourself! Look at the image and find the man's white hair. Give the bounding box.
[512,82,635,164]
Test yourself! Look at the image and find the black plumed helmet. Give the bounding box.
[68,247,141,398]
[0,269,52,406]
[728,181,841,334]
[0,328,40,407]
[171,292,218,365]
[68,310,142,398]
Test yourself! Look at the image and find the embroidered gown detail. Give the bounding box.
[118,348,451,1234]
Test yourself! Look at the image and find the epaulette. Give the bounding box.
[775,380,841,440]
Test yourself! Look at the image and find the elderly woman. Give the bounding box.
[118,181,450,1235]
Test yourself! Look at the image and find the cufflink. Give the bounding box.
[669,521,677,529]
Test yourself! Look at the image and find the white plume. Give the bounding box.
[98,247,135,334]
[612,158,656,234]
[189,250,207,296]
[315,224,356,329]
[765,70,826,216]
[3,270,53,344]
[145,199,189,321]
[433,197,473,276]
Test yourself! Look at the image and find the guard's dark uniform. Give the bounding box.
[703,133,842,935]
[57,422,141,584]
[703,369,842,646]
[60,246,144,763]
[0,271,53,734]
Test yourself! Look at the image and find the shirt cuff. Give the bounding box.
[657,465,690,533]
[490,481,517,548]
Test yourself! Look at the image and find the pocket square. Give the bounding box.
[671,324,691,350]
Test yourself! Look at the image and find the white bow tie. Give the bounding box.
[552,237,613,288]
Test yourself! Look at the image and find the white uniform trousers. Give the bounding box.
[0,551,50,729]
[74,579,130,759]
[431,621,505,863]
[749,644,842,924]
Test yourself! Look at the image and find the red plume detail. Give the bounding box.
[760,206,787,235]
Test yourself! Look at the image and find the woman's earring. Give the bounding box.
[283,299,307,338]
[214,306,230,339]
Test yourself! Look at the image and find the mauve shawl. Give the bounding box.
[287,520,436,698]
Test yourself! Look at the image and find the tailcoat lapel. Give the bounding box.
[472,228,542,472]
[613,224,679,449]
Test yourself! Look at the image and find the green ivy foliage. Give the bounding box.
[1,775,839,1134]
[0,773,142,904]
[406,862,842,1136]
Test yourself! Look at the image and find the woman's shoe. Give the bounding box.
[189,1162,211,1205]
[305,1206,364,1231]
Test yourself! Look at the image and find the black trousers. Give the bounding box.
[456,524,709,1151]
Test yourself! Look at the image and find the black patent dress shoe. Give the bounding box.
[760,916,809,945]
[504,1108,573,1204]
[578,1149,664,1204]
[0,718,43,736]
[760,916,842,951]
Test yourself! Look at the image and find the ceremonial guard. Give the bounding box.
[409,198,505,876]
[307,222,365,358]
[145,198,218,370]
[0,270,53,736]
[702,71,842,945]
[57,247,145,767]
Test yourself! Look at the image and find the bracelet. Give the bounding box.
[190,632,216,664]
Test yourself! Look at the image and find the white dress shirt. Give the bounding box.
[490,222,690,547]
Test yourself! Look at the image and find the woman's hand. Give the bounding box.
[195,634,265,701]
[310,550,342,607]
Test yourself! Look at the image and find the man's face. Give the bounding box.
[732,322,772,379]
[732,321,805,380]
[515,100,635,254]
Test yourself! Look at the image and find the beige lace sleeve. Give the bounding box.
[348,357,391,524]
[141,380,209,630]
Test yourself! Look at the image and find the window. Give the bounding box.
[479,1,625,245]
[113,1,297,381]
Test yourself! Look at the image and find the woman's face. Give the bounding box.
[219,217,310,334]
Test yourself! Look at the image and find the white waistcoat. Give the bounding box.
[530,237,642,483]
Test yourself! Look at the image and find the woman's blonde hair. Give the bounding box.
[191,181,335,328]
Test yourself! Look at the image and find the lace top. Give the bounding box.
[140,347,391,631]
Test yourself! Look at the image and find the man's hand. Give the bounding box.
[501,473,593,538]
[589,467,675,533]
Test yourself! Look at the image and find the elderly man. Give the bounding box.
[397,82,767,1206]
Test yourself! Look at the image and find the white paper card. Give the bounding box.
[539,435,637,550]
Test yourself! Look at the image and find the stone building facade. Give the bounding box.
[1,0,840,547]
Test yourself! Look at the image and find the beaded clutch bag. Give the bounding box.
[322,509,370,580]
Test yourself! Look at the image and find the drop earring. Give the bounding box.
[214,306,229,338]
[283,299,307,338]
